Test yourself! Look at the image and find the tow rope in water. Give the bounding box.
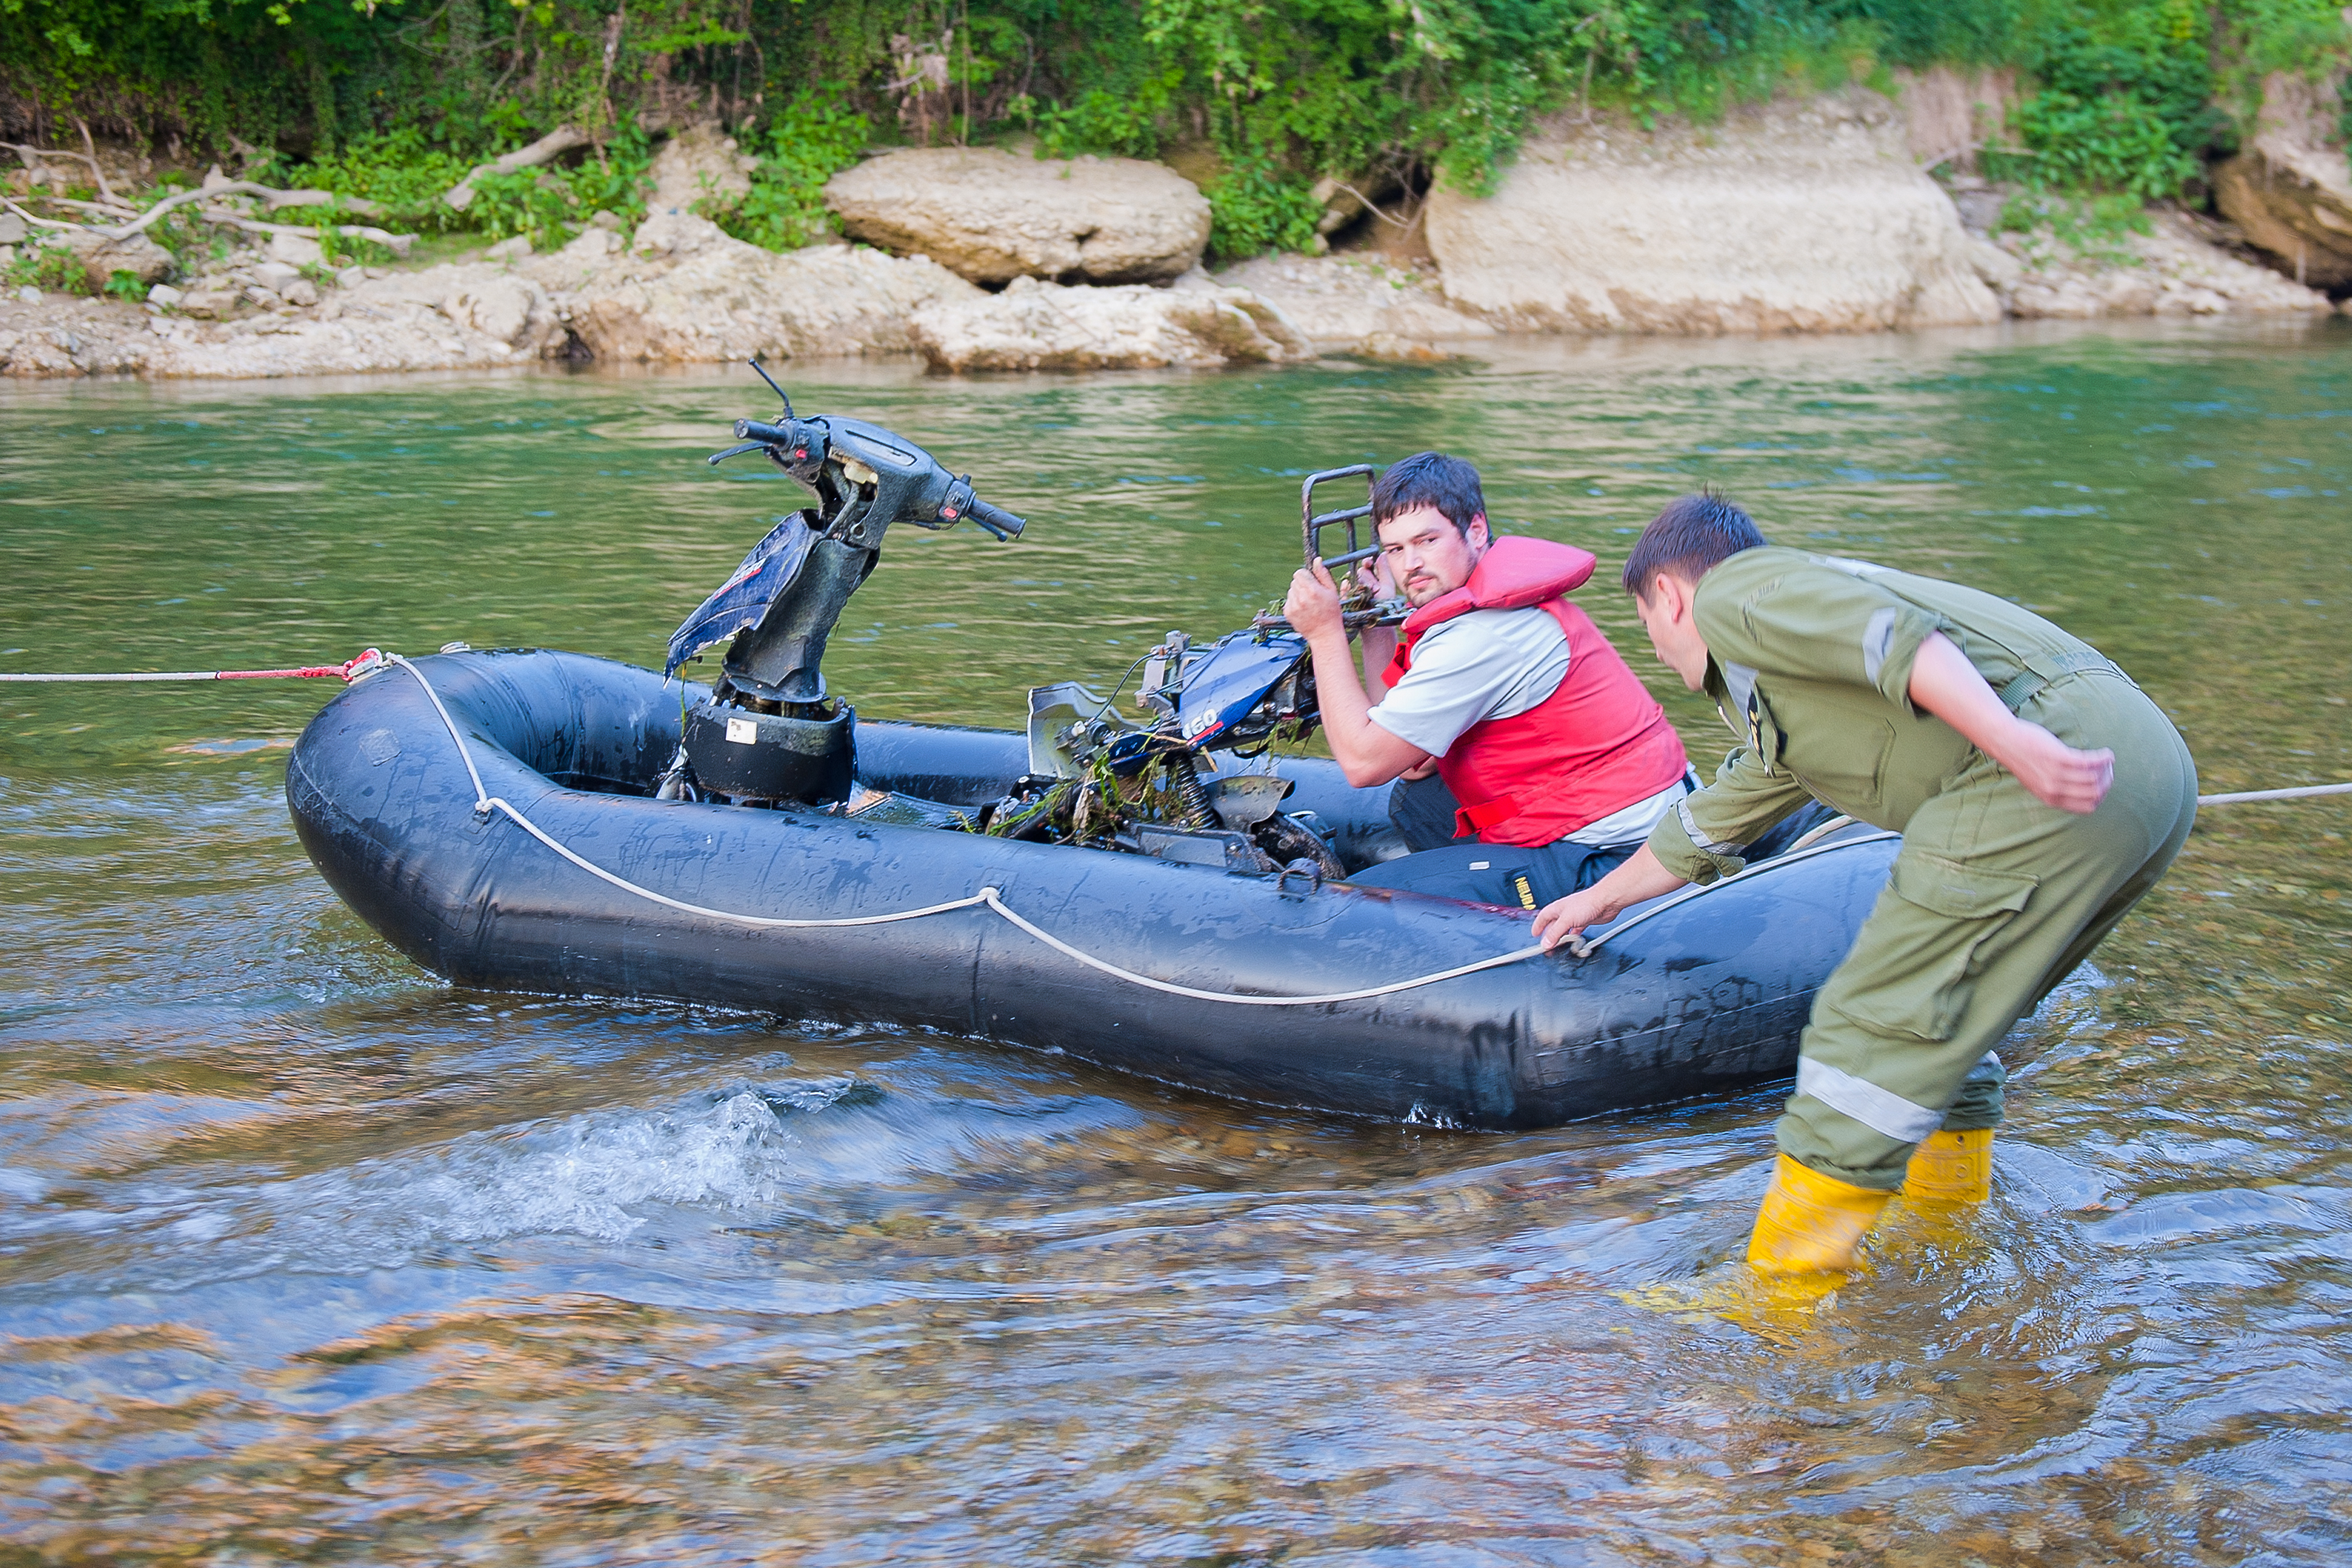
[2193,781,2352,805]
[0,650,387,684]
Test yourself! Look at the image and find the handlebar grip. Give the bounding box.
[964,497,1027,541]
[735,419,817,454]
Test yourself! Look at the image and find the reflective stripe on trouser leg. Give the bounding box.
[1776,675,2198,1191]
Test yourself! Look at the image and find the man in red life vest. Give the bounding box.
[1281,452,1693,908]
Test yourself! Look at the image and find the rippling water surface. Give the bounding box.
[4,319,2351,1564]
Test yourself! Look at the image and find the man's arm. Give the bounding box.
[1532,846,1688,952]
[1908,632,2113,813]
[1283,559,1432,787]
[1531,738,1812,948]
[1358,624,1397,699]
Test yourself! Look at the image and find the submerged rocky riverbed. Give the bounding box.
[2,319,2349,1563]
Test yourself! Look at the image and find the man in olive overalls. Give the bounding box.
[1533,494,2198,1274]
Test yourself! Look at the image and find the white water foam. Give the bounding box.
[39,1076,1136,1289]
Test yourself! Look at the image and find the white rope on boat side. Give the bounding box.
[1560,829,1903,958]
[389,655,1550,1003]
[974,894,1548,1005]
[382,655,1900,999]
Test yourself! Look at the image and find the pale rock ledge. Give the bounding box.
[910,274,1315,371]
[1425,91,2003,335]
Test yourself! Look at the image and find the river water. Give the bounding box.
[4,319,2349,1564]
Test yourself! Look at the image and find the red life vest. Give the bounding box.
[1382,536,1688,847]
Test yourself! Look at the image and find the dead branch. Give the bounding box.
[198,209,418,256]
[4,184,414,256]
[444,125,589,210]
[4,141,112,189]
[259,189,388,217]
[1327,180,1412,228]
[105,180,390,239]
[1,196,81,231]
[75,120,119,205]
[21,194,141,219]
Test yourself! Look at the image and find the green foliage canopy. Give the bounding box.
[3,0,2346,261]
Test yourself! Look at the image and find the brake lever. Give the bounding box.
[707,441,768,467]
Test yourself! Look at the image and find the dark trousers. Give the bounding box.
[1350,835,1635,910]
[1387,771,1472,853]
[1366,771,1633,907]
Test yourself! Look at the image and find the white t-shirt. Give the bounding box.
[1368,608,1569,756]
[1367,606,1686,847]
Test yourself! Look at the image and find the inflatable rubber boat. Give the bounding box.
[286,381,1900,1129]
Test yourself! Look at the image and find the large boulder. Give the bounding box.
[649,123,759,216]
[1424,91,2003,334]
[909,274,1313,371]
[319,261,566,356]
[555,211,981,361]
[63,229,176,291]
[2211,72,2352,291]
[825,148,1211,285]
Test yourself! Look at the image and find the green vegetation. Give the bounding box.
[709,94,874,252]
[4,240,89,294]
[1,0,2346,263]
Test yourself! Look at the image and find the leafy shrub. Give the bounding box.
[102,268,149,301]
[1028,74,1182,161]
[559,116,658,229]
[1204,151,1323,266]
[285,129,479,232]
[712,95,872,254]
[1993,187,2154,266]
[1987,0,2224,201]
[466,169,580,249]
[4,242,90,296]
[287,116,654,251]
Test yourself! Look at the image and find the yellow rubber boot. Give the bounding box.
[1745,1154,1894,1277]
[1902,1129,1993,1204]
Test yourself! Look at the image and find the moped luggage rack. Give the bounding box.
[1302,465,1381,571]
[1247,464,1403,636]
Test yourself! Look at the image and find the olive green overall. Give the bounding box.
[1645,549,2198,1191]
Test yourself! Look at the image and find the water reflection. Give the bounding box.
[3,316,2349,1563]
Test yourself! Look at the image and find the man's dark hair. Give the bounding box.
[1621,491,1768,597]
[1371,451,1485,536]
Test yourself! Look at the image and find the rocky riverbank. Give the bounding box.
[3,85,2343,382]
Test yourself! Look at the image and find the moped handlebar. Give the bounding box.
[734,418,819,451]
[961,496,1027,541]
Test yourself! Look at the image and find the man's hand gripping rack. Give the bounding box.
[1250,465,1410,635]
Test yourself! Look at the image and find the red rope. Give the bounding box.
[0,649,387,684]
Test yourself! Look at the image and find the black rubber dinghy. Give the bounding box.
[286,649,1900,1131]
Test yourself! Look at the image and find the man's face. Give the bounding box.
[1377,505,1488,609]
[1633,573,1712,691]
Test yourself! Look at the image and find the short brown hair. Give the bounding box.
[1621,491,1767,597]
[1371,451,1485,536]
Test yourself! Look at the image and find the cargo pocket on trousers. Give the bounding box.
[1837,853,2039,1043]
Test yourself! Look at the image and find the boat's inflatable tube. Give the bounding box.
[285,649,1898,1130]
